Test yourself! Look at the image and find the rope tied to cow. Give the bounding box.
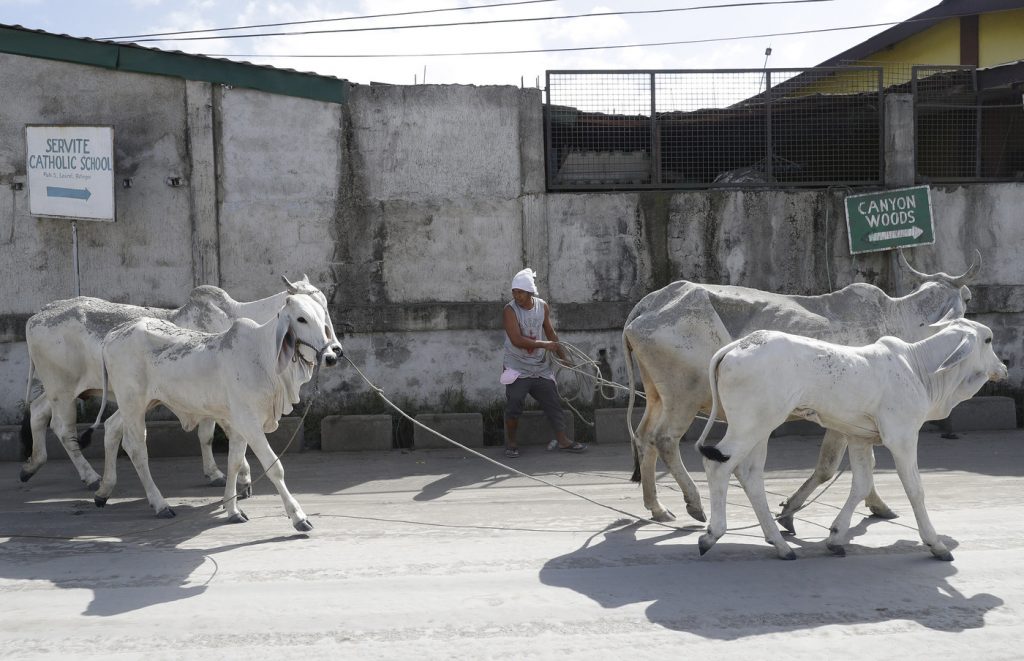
[342,353,849,535]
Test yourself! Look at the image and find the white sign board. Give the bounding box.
[26,125,115,221]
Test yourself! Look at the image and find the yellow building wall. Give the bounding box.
[980,9,1024,66]
[791,9,1024,96]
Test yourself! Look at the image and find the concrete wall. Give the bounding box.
[1,49,1022,427]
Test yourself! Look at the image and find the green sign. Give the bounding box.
[844,185,934,255]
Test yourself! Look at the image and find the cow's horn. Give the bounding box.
[949,249,982,287]
[281,275,299,294]
[897,248,929,282]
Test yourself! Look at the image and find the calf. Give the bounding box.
[89,295,340,530]
[695,318,1007,561]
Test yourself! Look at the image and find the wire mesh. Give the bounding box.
[914,65,1024,182]
[545,68,883,190]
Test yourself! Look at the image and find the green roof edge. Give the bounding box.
[0,25,349,104]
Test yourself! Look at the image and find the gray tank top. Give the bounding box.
[503,297,553,378]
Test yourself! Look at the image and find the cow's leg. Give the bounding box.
[644,389,705,522]
[48,396,102,490]
[824,440,874,556]
[94,411,124,507]
[19,396,52,482]
[236,451,253,500]
[197,419,227,487]
[777,429,846,533]
[119,412,175,518]
[241,425,311,532]
[222,429,249,523]
[778,431,896,534]
[634,397,675,522]
[734,440,795,560]
[887,435,952,561]
[861,446,897,520]
[697,451,732,556]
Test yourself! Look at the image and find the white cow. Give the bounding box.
[89,294,340,529]
[622,251,979,526]
[21,276,341,489]
[695,318,1007,560]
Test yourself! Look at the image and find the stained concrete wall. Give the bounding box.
[1,49,1022,428]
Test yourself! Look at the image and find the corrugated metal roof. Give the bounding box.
[0,23,349,104]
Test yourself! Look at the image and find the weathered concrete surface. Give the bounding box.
[507,409,576,446]
[414,412,483,449]
[321,414,393,452]
[1,430,1022,659]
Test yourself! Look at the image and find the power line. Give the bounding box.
[102,0,557,41]
[115,0,838,43]
[197,14,969,59]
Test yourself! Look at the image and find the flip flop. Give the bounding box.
[551,441,587,453]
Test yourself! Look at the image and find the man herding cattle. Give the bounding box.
[695,318,1007,561]
[501,267,587,458]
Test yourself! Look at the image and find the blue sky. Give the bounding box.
[1,0,940,86]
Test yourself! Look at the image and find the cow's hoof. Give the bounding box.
[228,511,249,524]
[651,509,676,523]
[293,518,314,532]
[94,495,108,508]
[686,504,707,523]
[931,549,954,562]
[779,549,797,561]
[777,514,796,536]
[86,479,101,491]
[238,484,252,500]
[207,476,227,488]
[869,505,899,520]
[156,506,176,519]
[19,468,34,483]
[698,533,715,556]
[826,542,846,557]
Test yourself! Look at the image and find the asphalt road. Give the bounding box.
[1,430,1022,660]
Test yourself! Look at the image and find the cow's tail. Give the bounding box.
[695,341,736,463]
[623,329,643,483]
[80,355,110,449]
[21,355,37,457]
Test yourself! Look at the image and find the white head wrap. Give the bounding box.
[511,268,538,294]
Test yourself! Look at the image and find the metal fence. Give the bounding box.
[545,68,884,190]
[913,65,1024,182]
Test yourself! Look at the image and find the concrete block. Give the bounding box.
[414,413,483,449]
[92,417,303,458]
[321,414,393,451]
[772,420,823,437]
[267,418,305,455]
[0,425,24,462]
[508,410,575,446]
[685,417,726,441]
[141,421,205,458]
[45,425,107,461]
[594,407,644,444]
[947,396,1017,432]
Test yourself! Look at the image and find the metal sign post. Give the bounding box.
[25,125,115,297]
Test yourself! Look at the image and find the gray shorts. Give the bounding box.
[504,377,565,435]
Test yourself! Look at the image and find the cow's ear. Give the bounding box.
[275,314,296,373]
[936,333,974,373]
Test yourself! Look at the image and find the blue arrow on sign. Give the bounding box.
[46,186,91,200]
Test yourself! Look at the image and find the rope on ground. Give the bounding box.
[345,354,693,532]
